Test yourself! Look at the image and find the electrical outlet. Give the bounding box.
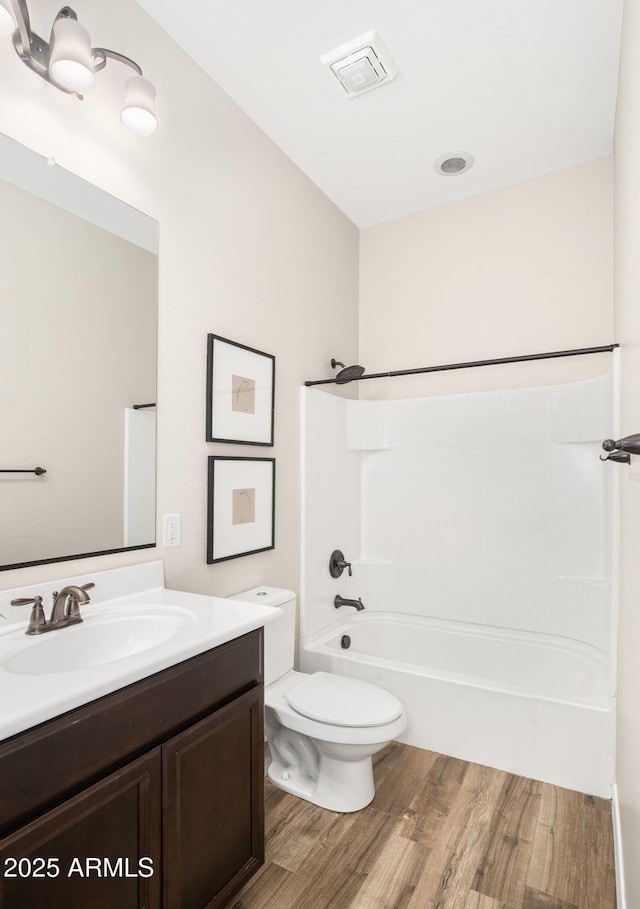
[163,513,181,547]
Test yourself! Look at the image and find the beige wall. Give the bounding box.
[0,0,358,594]
[614,1,640,904]
[359,159,614,399]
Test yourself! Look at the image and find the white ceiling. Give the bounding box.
[137,0,623,228]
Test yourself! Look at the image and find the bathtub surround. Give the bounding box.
[302,375,614,645]
[361,377,614,646]
[301,374,615,794]
[300,390,362,645]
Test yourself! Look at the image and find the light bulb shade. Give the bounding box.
[121,76,158,136]
[0,0,15,36]
[49,18,96,91]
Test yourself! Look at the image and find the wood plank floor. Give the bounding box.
[233,743,616,909]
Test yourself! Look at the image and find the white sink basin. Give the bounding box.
[0,563,283,742]
[1,605,195,675]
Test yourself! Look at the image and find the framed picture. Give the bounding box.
[206,334,275,445]
[207,456,275,563]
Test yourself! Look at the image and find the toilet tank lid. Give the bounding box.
[229,586,296,608]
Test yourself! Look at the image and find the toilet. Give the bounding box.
[230,586,406,813]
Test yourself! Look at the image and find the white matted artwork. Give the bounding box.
[207,456,275,563]
[206,334,275,445]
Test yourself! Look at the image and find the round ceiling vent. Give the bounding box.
[434,152,474,176]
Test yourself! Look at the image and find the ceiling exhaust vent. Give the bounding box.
[320,31,397,99]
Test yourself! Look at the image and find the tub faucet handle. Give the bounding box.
[329,550,352,578]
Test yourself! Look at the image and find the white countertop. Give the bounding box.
[0,562,281,742]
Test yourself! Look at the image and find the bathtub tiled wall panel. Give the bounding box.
[302,376,613,652]
[360,374,613,651]
[301,390,361,643]
[345,399,390,450]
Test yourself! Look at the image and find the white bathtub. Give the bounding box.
[301,613,615,797]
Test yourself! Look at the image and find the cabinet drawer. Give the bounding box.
[0,629,262,835]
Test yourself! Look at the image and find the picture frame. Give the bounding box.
[206,333,275,445]
[207,456,275,563]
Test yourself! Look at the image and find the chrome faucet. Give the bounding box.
[334,594,365,612]
[11,583,95,635]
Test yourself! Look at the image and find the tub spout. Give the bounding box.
[334,595,365,611]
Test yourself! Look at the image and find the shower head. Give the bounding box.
[331,358,365,384]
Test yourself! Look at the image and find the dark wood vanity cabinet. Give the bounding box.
[163,687,263,909]
[0,750,162,909]
[0,629,264,909]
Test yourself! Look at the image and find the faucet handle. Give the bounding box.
[10,595,43,607]
[329,550,353,579]
[67,583,94,618]
[11,596,46,633]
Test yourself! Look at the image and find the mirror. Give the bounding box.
[0,132,158,571]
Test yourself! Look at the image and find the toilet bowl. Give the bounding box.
[230,587,406,813]
[265,668,406,811]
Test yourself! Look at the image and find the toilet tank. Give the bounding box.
[229,586,296,686]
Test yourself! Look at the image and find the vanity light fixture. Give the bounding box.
[1,0,159,135]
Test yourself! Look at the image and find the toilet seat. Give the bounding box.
[266,670,407,746]
[286,672,403,727]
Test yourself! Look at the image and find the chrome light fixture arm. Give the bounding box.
[92,47,143,77]
[9,0,30,57]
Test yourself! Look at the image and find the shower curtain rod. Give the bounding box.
[304,344,619,387]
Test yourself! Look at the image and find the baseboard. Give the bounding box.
[612,784,627,909]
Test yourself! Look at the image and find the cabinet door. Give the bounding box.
[0,749,161,909]
[163,686,264,909]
